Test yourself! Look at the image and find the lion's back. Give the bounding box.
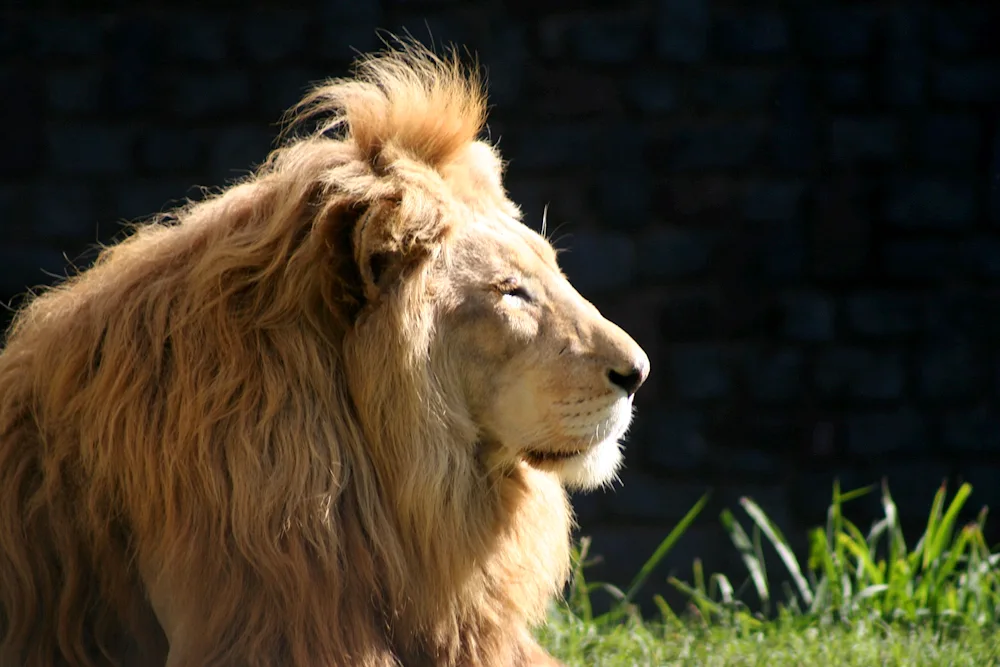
[0,223,208,666]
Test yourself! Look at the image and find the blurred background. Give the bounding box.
[2,0,999,613]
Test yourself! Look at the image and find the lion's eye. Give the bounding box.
[497,280,533,303]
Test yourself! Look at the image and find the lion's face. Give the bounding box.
[431,207,649,491]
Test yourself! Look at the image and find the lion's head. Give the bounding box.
[0,43,649,667]
[427,197,648,489]
[303,48,649,496]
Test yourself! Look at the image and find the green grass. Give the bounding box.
[540,613,1000,666]
[539,480,1000,666]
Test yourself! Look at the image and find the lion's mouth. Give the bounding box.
[523,449,585,466]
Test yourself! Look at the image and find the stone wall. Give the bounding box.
[2,0,999,611]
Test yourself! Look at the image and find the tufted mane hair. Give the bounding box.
[286,43,486,170]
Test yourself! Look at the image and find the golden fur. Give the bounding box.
[0,44,648,667]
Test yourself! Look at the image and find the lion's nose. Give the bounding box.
[607,356,649,397]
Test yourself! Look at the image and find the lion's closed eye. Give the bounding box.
[495,278,533,304]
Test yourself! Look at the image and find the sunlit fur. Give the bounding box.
[0,44,646,667]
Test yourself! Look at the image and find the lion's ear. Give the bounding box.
[352,198,446,302]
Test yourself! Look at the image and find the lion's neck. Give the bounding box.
[376,442,573,662]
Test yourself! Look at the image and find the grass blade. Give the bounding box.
[919,482,947,571]
[741,497,814,607]
[567,537,593,622]
[929,483,972,567]
[721,509,769,606]
[667,575,722,621]
[838,484,875,504]
[882,481,907,577]
[837,531,883,587]
[620,492,710,608]
[711,572,735,606]
[855,583,889,602]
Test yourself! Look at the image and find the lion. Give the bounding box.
[0,44,649,667]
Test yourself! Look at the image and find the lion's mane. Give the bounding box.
[0,46,571,667]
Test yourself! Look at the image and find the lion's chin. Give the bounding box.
[523,438,623,491]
